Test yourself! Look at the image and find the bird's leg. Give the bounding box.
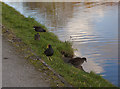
[47,57,52,61]
[49,57,52,61]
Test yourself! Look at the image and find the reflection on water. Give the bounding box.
[4,2,118,86]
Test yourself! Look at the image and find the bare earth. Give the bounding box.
[2,38,50,87]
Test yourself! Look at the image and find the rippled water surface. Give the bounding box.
[5,2,118,86]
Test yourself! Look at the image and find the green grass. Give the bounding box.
[2,2,116,87]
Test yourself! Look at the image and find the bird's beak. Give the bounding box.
[47,45,49,48]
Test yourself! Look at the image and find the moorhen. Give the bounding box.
[34,33,40,40]
[68,57,87,67]
[33,26,46,32]
[44,45,54,61]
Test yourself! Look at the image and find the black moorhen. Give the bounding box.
[44,45,54,61]
[33,26,46,32]
[68,57,87,67]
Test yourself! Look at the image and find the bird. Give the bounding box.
[34,33,40,40]
[44,45,54,61]
[68,57,87,67]
[33,26,46,32]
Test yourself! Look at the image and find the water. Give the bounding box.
[4,2,118,86]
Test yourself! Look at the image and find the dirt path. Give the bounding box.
[2,38,50,87]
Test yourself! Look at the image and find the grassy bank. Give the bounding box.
[2,2,116,87]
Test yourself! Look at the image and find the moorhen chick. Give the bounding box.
[34,33,40,40]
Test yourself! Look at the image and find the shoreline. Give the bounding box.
[2,2,116,87]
